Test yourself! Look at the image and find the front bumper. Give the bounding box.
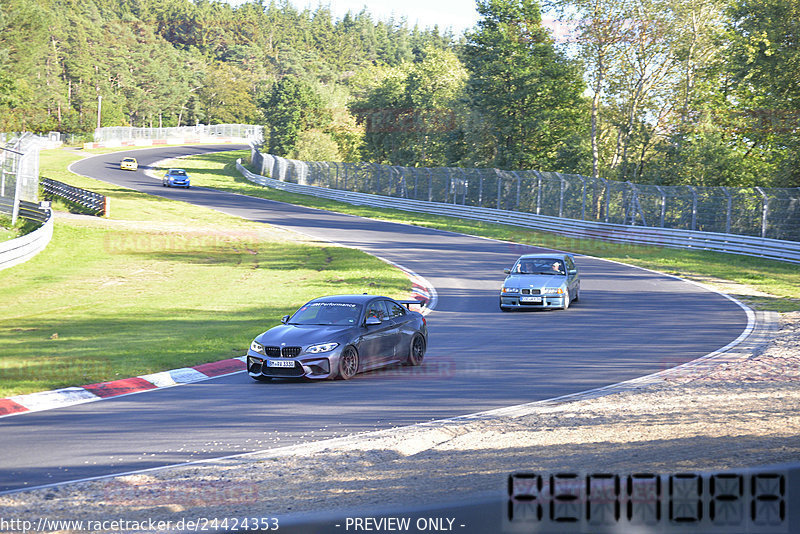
[166,180,190,187]
[247,351,333,380]
[500,294,567,309]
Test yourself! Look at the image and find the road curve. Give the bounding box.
[0,145,748,493]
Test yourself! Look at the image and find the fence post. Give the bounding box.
[756,186,769,238]
[511,171,522,211]
[578,175,586,220]
[495,169,502,211]
[478,170,484,207]
[536,171,543,215]
[721,186,732,234]
[689,186,698,231]
[655,185,667,228]
[558,173,566,218]
[427,168,433,202]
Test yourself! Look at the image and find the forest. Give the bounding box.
[0,0,798,187]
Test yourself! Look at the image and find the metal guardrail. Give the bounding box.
[0,201,53,272]
[237,160,800,265]
[41,178,107,216]
[251,149,800,242]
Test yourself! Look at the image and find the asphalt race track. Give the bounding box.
[0,145,748,493]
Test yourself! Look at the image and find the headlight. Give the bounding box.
[545,287,564,294]
[502,287,519,293]
[306,342,339,354]
[250,340,264,354]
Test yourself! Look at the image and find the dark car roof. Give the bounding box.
[516,253,573,260]
[307,294,390,305]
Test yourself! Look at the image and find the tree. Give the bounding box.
[263,76,324,157]
[463,0,587,170]
[726,0,800,186]
[350,46,467,166]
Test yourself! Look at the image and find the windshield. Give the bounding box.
[513,259,565,275]
[289,301,362,325]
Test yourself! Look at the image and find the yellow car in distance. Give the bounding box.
[120,157,138,171]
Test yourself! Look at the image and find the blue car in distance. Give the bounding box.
[500,253,580,311]
[162,168,190,188]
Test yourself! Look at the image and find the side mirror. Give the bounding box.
[503,268,511,274]
[365,316,382,326]
[281,315,290,324]
[568,269,577,275]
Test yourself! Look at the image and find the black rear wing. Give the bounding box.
[399,299,426,310]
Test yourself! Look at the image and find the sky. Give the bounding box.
[288,0,481,34]
[227,0,573,41]
[288,1,573,41]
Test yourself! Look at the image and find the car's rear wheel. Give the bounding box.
[337,346,359,380]
[405,334,425,366]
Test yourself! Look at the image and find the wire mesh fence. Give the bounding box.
[252,148,800,242]
[94,124,264,144]
[0,133,46,225]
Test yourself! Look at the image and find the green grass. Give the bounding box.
[165,151,800,313]
[0,225,14,243]
[0,214,42,241]
[0,147,409,397]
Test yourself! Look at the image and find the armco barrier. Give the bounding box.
[237,160,800,264]
[0,201,53,271]
[41,178,107,216]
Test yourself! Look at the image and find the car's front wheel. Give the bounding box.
[337,346,359,380]
[405,334,425,366]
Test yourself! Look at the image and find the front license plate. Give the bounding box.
[267,360,296,368]
[520,296,542,303]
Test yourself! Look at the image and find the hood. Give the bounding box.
[256,324,352,346]
[504,273,565,289]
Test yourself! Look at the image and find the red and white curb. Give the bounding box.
[0,357,247,418]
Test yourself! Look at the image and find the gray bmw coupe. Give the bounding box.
[247,294,428,381]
